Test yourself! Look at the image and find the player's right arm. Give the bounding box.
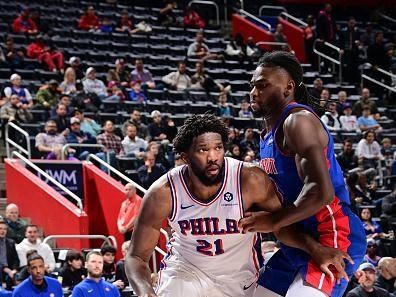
[125,176,171,297]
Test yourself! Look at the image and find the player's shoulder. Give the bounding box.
[241,162,268,184]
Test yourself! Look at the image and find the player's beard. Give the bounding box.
[189,159,224,187]
[88,270,102,278]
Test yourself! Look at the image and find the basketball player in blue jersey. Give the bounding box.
[240,51,366,297]
[125,113,352,297]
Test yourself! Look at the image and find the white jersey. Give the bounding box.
[165,157,260,280]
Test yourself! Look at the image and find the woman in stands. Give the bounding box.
[60,250,86,290]
[59,67,77,95]
[360,208,387,240]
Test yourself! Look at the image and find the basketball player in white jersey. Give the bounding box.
[125,113,352,297]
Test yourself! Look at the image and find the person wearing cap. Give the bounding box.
[346,262,391,297]
[130,59,155,89]
[3,74,33,108]
[82,67,109,100]
[12,6,38,34]
[35,79,60,109]
[66,117,96,160]
[68,57,84,80]
[340,103,359,132]
[78,6,100,31]
[147,110,177,142]
[26,35,64,72]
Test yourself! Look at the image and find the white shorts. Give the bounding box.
[254,273,327,297]
[156,255,257,297]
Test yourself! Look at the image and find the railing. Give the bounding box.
[361,64,396,93]
[313,39,343,83]
[188,0,220,26]
[43,234,116,249]
[259,5,287,17]
[279,12,308,27]
[256,41,289,50]
[5,122,31,158]
[378,12,396,24]
[239,9,272,31]
[86,153,169,272]
[11,151,84,211]
[61,143,109,163]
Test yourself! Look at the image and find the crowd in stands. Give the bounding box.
[0,1,395,296]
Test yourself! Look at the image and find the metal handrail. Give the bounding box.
[378,12,396,24]
[259,5,287,16]
[5,122,31,158]
[239,9,272,31]
[87,153,147,194]
[280,12,308,27]
[11,151,84,211]
[61,143,109,163]
[43,235,114,248]
[313,39,343,83]
[361,63,396,93]
[188,0,220,26]
[256,41,289,47]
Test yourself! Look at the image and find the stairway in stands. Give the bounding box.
[0,142,7,217]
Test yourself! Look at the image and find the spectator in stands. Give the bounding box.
[340,17,361,84]
[364,239,382,267]
[117,183,142,241]
[71,251,119,297]
[368,31,391,70]
[66,117,96,160]
[100,245,124,289]
[162,61,191,91]
[376,257,396,294]
[0,221,19,290]
[336,90,348,115]
[130,59,155,90]
[122,124,148,158]
[53,95,76,118]
[78,6,100,31]
[346,263,391,297]
[73,109,101,138]
[99,17,113,33]
[240,128,259,157]
[304,15,315,66]
[36,79,60,110]
[68,57,84,80]
[246,36,261,60]
[225,144,242,160]
[190,61,228,94]
[183,5,205,29]
[217,92,232,117]
[116,10,138,34]
[357,130,383,169]
[128,81,147,103]
[360,22,375,46]
[381,187,396,225]
[358,106,382,133]
[83,67,118,101]
[353,88,379,117]
[321,102,341,131]
[4,204,26,244]
[360,208,386,240]
[238,99,253,118]
[16,225,56,272]
[137,152,167,189]
[50,103,69,133]
[187,31,223,60]
[107,81,125,102]
[337,139,359,173]
[122,109,148,140]
[13,253,62,297]
[115,241,130,287]
[113,58,130,86]
[316,3,336,42]
[73,80,100,112]
[273,24,290,52]
[2,37,24,70]
[4,74,33,109]
[147,141,170,169]
[0,94,33,124]
[340,103,359,132]
[158,1,178,27]
[35,120,68,159]
[96,120,124,167]
[225,34,246,59]
[26,35,65,73]
[59,67,77,95]
[147,110,177,142]
[12,6,38,35]
[60,250,86,289]
[30,8,49,34]
[309,77,324,99]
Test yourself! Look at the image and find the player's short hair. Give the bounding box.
[173,113,229,153]
[27,253,44,266]
[100,244,116,255]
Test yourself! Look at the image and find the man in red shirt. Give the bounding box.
[26,35,64,72]
[117,183,142,241]
[12,6,38,34]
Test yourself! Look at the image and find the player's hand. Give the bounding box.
[239,211,279,233]
[310,245,354,284]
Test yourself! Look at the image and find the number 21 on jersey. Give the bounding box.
[196,239,224,256]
